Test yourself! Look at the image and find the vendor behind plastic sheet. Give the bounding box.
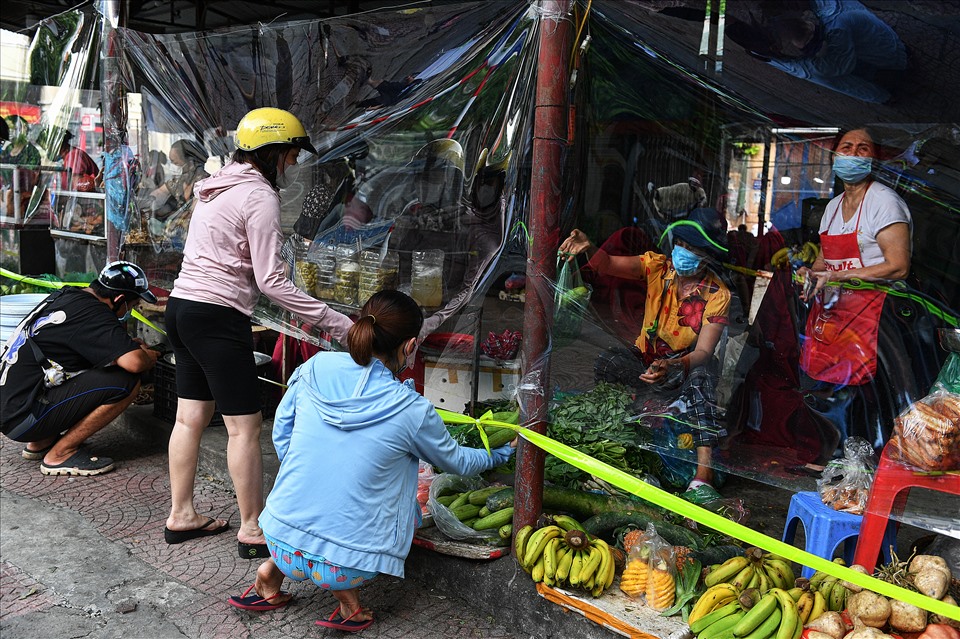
[148,138,209,224]
[230,290,515,629]
[797,127,913,450]
[0,261,159,477]
[417,146,512,340]
[398,139,466,233]
[558,207,731,494]
[54,130,99,190]
[163,107,354,560]
[0,115,42,217]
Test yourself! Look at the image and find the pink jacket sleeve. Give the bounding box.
[245,189,354,343]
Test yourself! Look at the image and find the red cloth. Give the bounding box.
[581,227,655,343]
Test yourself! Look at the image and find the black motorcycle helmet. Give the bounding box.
[96,261,158,304]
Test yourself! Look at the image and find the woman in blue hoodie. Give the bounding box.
[229,290,514,631]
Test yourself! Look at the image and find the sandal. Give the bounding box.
[315,606,374,632]
[40,449,115,477]
[228,584,291,611]
[22,443,55,461]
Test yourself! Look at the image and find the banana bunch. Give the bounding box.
[690,586,804,639]
[514,516,616,597]
[703,549,796,594]
[808,562,850,614]
[771,243,820,270]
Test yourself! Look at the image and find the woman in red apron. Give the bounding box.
[799,128,912,448]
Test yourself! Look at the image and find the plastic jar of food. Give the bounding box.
[411,249,444,309]
[313,243,338,300]
[358,250,400,306]
[333,244,360,305]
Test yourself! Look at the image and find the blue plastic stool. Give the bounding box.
[781,491,897,578]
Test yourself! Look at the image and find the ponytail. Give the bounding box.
[347,290,423,366]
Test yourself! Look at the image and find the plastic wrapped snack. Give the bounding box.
[890,391,960,471]
[817,437,877,515]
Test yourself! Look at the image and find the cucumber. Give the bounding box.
[467,486,506,505]
[485,486,665,521]
[450,504,482,521]
[477,506,491,518]
[484,428,517,449]
[436,494,459,507]
[449,492,471,510]
[581,510,701,548]
[472,507,514,531]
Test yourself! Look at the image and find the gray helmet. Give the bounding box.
[97,261,158,304]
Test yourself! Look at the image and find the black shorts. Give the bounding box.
[8,367,139,442]
[165,297,261,416]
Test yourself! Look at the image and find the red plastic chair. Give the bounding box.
[853,444,960,572]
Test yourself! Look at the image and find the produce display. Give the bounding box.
[514,516,617,597]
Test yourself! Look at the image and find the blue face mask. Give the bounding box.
[672,244,704,276]
[832,155,873,183]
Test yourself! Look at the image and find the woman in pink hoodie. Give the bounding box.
[162,108,354,558]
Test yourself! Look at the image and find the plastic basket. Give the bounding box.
[152,356,278,425]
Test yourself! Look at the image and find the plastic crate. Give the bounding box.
[152,357,278,425]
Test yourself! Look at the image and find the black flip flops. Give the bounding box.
[164,517,230,544]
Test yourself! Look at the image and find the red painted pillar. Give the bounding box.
[514,0,573,545]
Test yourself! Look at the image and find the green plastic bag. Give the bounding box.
[553,257,592,345]
[934,352,960,395]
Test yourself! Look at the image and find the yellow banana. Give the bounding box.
[808,590,828,623]
[706,556,752,587]
[556,544,575,583]
[523,525,561,568]
[531,553,545,583]
[757,569,771,594]
[690,584,739,625]
[772,588,799,639]
[764,559,796,591]
[593,539,615,590]
[543,537,560,581]
[578,545,603,585]
[796,591,815,625]
[568,550,584,587]
[514,525,534,568]
[732,591,779,637]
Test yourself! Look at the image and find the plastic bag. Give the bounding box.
[889,391,960,471]
[553,257,592,344]
[817,437,877,514]
[425,473,501,542]
[620,524,677,610]
[934,352,960,395]
[417,461,436,516]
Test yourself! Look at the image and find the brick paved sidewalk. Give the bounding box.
[0,412,526,639]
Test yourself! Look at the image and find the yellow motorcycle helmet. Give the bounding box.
[234,107,318,155]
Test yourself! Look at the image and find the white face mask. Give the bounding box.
[277,163,301,190]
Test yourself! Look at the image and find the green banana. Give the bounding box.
[786,587,805,602]
[690,600,744,635]
[552,514,585,533]
[829,582,847,612]
[741,607,782,639]
[807,570,828,591]
[818,577,837,604]
[733,564,757,591]
[706,556,752,588]
[700,611,747,639]
[733,592,780,637]
[514,524,534,567]
[523,525,561,568]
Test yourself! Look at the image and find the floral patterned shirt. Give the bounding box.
[632,251,730,360]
